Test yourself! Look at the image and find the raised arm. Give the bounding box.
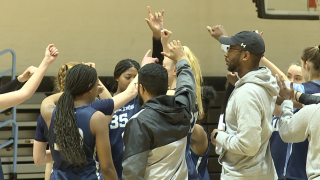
[0,66,37,94]
[162,40,196,112]
[0,44,58,110]
[82,62,112,99]
[40,92,63,122]
[145,6,164,65]
[298,93,320,105]
[260,56,289,81]
[90,111,117,180]
[161,29,172,53]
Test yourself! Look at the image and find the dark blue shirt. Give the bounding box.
[109,96,140,180]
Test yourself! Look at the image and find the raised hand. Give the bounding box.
[161,40,186,62]
[145,6,164,40]
[17,66,38,83]
[97,83,105,94]
[44,44,59,64]
[161,29,172,52]
[206,25,228,40]
[276,74,294,100]
[141,50,159,67]
[82,62,96,68]
[226,72,238,86]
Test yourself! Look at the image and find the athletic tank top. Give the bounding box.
[48,105,103,180]
[109,96,140,179]
[186,108,200,180]
[189,124,210,180]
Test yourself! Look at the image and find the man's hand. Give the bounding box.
[210,129,224,146]
[161,40,186,62]
[206,25,228,41]
[226,72,238,86]
[141,50,159,67]
[161,29,172,53]
[44,44,59,64]
[276,74,294,101]
[17,66,38,83]
[145,6,164,40]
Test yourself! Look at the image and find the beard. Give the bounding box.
[227,53,241,72]
[138,90,144,107]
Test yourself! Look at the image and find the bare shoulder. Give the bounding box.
[90,111,108,135]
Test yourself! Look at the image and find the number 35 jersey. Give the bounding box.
[109,96,140,179]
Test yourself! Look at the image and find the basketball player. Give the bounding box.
[33,51,158,179]
[109,59,140,179]
[40,64,118,179]
[189,86,216,180]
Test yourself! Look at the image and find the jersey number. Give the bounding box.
[110,113,128,129]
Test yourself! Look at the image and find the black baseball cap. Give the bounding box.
[219,31,265,55]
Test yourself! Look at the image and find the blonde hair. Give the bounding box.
[183,46,204,117]
[54,62,81,92]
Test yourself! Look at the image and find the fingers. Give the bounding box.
[145,18,151,25]
[275,74,281,87]
[153,58,159,63]
[46,44,54,50]
[154,12,159,19]
[161,9,164,16]
[161,52,170,58]
[161,29,172,37]
[167,43,172,50]
[147,6,153,18]
[206,26,213,34]
[290,81,294,90]
[280,75,287,89]
[154,12,162,19]
[144,49,151,57]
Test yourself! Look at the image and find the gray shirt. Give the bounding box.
[279,100,320,180]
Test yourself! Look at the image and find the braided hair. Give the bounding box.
[54,64,97,166]
[54,62,80,92]
[112,59,140,92]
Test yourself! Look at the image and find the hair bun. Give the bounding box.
[318,45,320,49]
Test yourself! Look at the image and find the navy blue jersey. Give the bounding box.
[35,99,114,143]
[48,105,103,180]
[89,99,114,116]
[109,96,140,179]
[34,115,48,142]
[0,160,3,180]
[189,125,210,180]
[271,81,320,180]
[186,110,200,180]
